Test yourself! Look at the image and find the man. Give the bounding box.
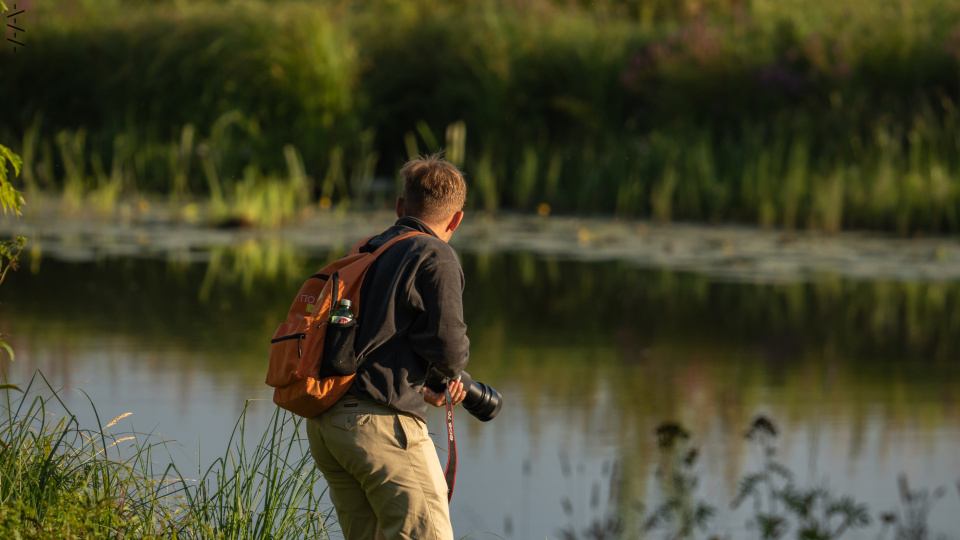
[306,153,470,540]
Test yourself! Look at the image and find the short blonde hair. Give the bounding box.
[399,153,467,223]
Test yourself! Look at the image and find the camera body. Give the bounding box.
[426,368,502,422]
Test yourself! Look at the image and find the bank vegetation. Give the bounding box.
[2,0,960,231]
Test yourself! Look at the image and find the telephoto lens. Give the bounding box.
[457,371,502,422]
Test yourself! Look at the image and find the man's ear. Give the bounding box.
[446,210,464,233]
[396,197,404,219]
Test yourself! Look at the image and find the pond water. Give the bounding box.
[2,215,960,539]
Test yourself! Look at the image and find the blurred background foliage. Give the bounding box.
[2,0,960,231]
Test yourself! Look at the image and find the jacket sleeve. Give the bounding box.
[407,258,470,380]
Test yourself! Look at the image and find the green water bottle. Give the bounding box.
[330,299,354,325]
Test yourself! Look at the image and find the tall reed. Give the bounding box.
[0,371,332,539]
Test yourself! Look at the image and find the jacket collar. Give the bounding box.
[396,216,440,238]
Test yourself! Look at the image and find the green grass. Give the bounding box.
[2,0,960,231]
[0,372,332,539]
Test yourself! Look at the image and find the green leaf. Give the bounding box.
[0,383,22,392]
[0,341,13,361]
[731,472,765,508]
[756,513,788,539]
[0,182,24,215]
[769,461,794,481]
[693,504,716,528]
[0,145,24,216]
[0,144,22,178]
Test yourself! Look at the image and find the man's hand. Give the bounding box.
[423,379,466,407]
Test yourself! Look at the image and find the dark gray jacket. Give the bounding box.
[348,216,470,421]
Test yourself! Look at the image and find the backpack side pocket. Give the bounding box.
[266,321,307,387]
[320,319,358,378]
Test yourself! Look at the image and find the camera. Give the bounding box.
[457,371,502,422]
[427,369,502,422]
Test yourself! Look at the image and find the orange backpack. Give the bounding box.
[266,231,425,417]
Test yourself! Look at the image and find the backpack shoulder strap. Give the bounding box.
[347,230,425,257]
[348,236,377,256]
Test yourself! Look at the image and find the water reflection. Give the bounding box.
[1,246,959,537]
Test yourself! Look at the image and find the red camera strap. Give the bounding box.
[443,388,457,502]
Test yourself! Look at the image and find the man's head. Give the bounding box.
[397,153,466,242]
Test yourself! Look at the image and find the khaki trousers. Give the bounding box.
[306,396,453,540]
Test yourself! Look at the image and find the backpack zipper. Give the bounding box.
[271,333,306,357]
